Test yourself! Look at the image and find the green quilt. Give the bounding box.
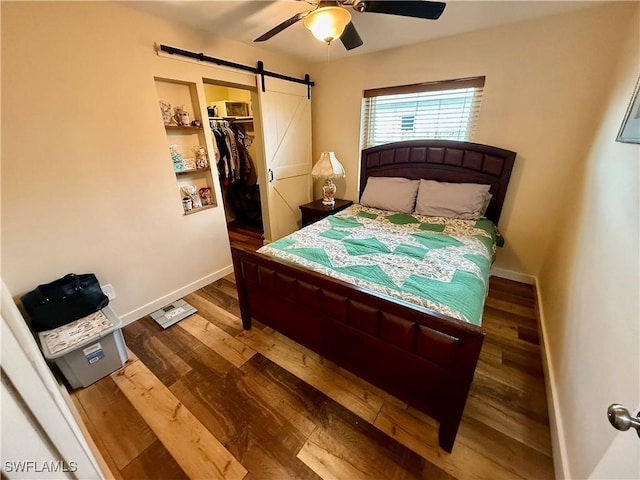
[258,204,502,326]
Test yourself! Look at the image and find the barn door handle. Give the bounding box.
[268,169,274,183]
[608,404,640,437]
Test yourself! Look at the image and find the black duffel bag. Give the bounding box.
[21,273,109,332]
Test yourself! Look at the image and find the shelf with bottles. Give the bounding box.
[177,173,216,214]
[184,204,216,216]
[170,145,210,174]
[155,77,219,215]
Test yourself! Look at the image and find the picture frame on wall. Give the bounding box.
[616,76,640,144]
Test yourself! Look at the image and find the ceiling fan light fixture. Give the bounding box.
[303,6,351,44]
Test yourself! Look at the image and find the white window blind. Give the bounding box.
[360,76,485,149]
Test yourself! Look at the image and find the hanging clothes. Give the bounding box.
[224,126,240,182]
[212,121,239,187]
[233,125,256,185]
[216,121,261,225]
[213,120,257,187]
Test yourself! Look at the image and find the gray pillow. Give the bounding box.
[414,179,491,220]
[360,177,420,213]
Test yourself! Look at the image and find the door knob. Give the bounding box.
[607,404,640,437]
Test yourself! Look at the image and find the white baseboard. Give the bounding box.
[490,266,536,285]
[534,278,569,479]
[117,265,234,327]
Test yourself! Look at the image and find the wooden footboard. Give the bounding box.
[232,245,484,452]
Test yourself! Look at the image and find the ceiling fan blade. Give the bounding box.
[340,22,364,50]
[359,1,446,20]
[254,11,309,42]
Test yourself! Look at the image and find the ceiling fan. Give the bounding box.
[254,0,446,51]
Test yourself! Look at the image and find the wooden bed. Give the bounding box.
[231,139,516,452]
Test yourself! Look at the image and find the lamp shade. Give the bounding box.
[311,152,346,179]
[303,6,351,44]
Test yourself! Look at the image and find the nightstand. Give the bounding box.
[299,199,353,227]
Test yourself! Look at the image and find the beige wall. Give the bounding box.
[1,1,311,322]
[203,84,253,106]
[537,4,639,477]
[310,3,634,278]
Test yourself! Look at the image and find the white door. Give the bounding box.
[595,417,640,479]
[255,76,312,243]
[1,281,104,479]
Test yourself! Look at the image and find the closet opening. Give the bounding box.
[203,80,264,250]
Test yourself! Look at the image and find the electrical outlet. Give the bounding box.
[101,284,116,300]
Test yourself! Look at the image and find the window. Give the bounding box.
[360,76,485,149]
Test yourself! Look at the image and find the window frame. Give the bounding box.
[360,76,485,149]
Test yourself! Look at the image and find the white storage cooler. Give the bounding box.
[38,306,128,388]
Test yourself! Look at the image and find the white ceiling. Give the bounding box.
[125,0,605,63]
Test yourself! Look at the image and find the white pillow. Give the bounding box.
[360,177,419,213]
[414,179,491,220]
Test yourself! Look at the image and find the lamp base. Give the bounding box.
[321,179,337,207]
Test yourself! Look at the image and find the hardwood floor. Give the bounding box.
[227,221,264,251]
[72,249,554,479]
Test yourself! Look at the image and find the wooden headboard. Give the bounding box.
[360,140,516,224]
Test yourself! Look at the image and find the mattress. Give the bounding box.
[258,204,501,325]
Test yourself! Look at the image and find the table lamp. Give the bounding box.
[311,152,346,206]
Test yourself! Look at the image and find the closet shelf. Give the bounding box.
[209,116,253,123]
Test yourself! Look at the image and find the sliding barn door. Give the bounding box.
[255,76,312,243]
